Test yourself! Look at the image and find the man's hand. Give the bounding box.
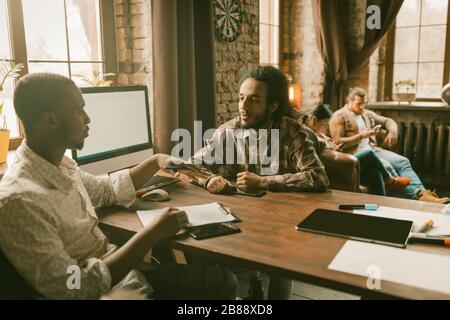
[236,172,268,191]
[383,132,398,149]
[155,153,183,170]
[359,128,377,139]
[148,207,189,241]
[206,176,233,194]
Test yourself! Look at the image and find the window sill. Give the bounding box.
[368,101,450,112]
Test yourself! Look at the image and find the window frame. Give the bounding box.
[385,0,450,102]
[258,0,282,68]
[6,0,117,150]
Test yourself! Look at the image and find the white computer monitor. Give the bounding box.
[72,86,153,175]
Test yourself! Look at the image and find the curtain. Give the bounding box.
[152,0,216,154]
[312,0,404,110]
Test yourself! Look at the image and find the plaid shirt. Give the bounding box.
[190,116,330,192]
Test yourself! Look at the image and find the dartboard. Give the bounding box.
[214,0,244,43]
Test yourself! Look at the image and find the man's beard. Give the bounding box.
[75,142,85,150]
[240,107,272,129]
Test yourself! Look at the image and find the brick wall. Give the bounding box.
[214,0,259,125]
[114,0,152,86]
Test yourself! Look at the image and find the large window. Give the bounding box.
[23,0,104,83]
[1,0,116,149]
[259,0,280,67]
[390,0,450,99]
[0,0,18,139]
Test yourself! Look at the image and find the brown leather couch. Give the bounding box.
[302,125,367,193]
[320,149,368,193]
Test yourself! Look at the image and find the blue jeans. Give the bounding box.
[354,150,390,196]
[373,148,425,199]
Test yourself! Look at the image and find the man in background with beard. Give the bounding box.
[189,65,329,195]
[185,65,330,300]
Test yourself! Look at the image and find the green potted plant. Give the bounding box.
[0,60,24,163]
[393,79,416,104]
[73,70,116,87]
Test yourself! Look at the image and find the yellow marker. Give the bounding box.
[415,220,434,233]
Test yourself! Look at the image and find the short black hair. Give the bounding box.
[240,65,294,121]
[310,104,333,120]
[13,73,77,132]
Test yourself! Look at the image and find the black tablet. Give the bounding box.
[296,208,413,248]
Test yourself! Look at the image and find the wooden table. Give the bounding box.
[97,174,449,300]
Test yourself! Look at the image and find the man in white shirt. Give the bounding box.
[0,73,238,299]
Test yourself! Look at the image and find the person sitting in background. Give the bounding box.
[329,87,449,203]
[303,104,410,196]
[0,73,238,300]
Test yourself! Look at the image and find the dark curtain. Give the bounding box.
[312,0,404,110]
[152,0,216,154]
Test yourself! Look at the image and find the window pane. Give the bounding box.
[0,79,20,138]
[22,0,68,60]
[396,0,421,27]
[421,0,448,25]
[0,0,12,59]
[270,0,279,26]
[259,23,270,64]
[67,0,102,61]
[393,63,418,86]
[259,0,270,24]
[269,26,279,66]
[417,62,444,98]
[394,27,419,63]
[71,63,104,87]
[28,62,69,77]
[419,25,446,62]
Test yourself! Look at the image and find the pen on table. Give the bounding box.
[338,204,379,211]
[414,219,434,233]
[408,233,450,246]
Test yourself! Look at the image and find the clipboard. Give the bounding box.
[217,203,241,223]
[188,203,241,240]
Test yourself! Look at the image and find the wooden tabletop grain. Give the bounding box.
[97,172,449,300]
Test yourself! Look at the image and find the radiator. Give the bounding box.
[395,122,450,185]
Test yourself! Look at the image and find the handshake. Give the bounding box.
[164,163,266,196]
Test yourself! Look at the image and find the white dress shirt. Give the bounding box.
[355,115,372,152]
[0,142,153,299]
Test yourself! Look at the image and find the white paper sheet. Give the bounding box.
[137,202,236,227]
[354,206,450,236]
[329,240,450,295]
[443,204,450,215]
